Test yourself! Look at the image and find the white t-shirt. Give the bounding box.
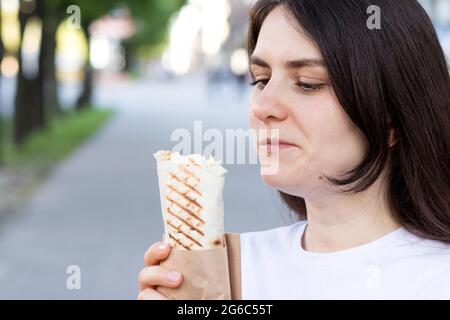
[240,221,450,300]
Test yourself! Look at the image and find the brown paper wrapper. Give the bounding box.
[156,233,242,300]
[225,233,242,300]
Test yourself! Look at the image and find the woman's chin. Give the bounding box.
[260,171,290,189]
[260,169,308,197]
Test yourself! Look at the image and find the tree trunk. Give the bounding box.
[13,0,45,146]
[41,2,61,118]
[75,64,93,111]
[14,4,33,146]
[76,20,93,111]
[32,0,45,130]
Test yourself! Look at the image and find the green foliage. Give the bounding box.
[125,0,187,52]
[48,0,187,60]
[47,0,121,24]
[2,108,113,171]
[51,0,186,45]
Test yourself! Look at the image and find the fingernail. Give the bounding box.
[157,243,169,250]
[167,271,181,283]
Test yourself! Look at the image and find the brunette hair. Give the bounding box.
[246,0,450,242]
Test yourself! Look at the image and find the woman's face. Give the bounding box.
[248,6,367,199]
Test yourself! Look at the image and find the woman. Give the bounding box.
[138,0,450,299]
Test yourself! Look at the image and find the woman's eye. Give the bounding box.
[297,81,325,93]
[249,79,269,90]
[249,79,325,93]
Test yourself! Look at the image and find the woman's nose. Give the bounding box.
[250,85,289,123]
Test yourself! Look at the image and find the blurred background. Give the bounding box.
[0,0,448,299]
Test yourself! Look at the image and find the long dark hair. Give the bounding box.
[246,0,450,243]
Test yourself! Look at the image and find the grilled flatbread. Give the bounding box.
[154,151,227,250]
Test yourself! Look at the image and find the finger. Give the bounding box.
[144,242,171,266]
[137,288,170,300]
[138,266,183,291]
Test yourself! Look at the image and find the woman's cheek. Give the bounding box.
[314,139,364,179]
[259,153,308,191]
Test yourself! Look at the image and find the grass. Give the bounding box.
[1,107,114,173]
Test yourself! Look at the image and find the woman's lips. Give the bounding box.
[259,143,297,153]
[277,143,297,149]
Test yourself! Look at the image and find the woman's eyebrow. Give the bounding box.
[250,55,325,69]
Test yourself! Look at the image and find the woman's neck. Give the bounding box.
[302,176,400,253]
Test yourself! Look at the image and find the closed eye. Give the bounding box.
[249,78,326,94]
[297,81,326,92]
[249,79,269,89]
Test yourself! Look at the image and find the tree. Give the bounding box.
[14,0,45,146]
[12,0,187,143]
[42,1,115,115]
[74,0,186,110]
[72,1,121,111]
[125,0,186,60]
[74,15,94,111]
[41,0,62,117]
[12,0,121,145]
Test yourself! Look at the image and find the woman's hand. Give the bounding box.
[137,242,183,300]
